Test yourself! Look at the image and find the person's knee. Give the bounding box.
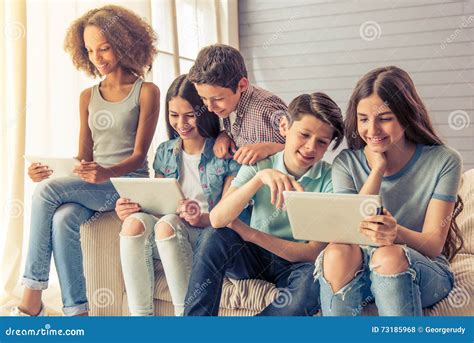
[154,221,175,240]
[370,245,409,275]
[323,244,362,273]
[121,217,145,237]
[322,244,362,288]
[33,178,57,200]
[195,227,238,258]
[52,203,82,227]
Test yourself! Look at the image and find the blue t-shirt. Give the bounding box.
[332,144,462,233]
[231,151,333,241]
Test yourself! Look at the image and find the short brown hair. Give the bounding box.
[64,5,157,78]
[288,92,344,150]
[188,44,247,92]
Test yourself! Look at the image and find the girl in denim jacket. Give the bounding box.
[115,74,241,316]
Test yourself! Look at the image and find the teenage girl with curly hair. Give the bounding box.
[12,5,160,316]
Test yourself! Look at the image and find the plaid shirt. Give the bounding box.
[222,84,287,148]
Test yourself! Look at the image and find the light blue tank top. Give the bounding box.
[88,78,148,176]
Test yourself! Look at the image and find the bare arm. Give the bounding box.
[233,142,284,165]
[76,88,94,162]
[359,168,384,195]
[211,169,303,228]
[396,199,455,257]
[210,179,261,228]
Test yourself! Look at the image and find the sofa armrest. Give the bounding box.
[80,211,124,316]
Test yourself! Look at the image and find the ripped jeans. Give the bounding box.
[314,245,454,316]
[120,213,211,316]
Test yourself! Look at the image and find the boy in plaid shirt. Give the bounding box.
[188,44,287,165]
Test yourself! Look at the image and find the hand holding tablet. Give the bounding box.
[24,155,81,179]
[111,178,185,216]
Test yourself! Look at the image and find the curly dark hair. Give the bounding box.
[64,5,157,78]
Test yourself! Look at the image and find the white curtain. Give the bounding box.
[0,0,27,315]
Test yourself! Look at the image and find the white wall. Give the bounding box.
[239,0,474,170]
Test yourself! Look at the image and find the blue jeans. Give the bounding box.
[315,245,454,316]
[184,228,320,316]
[22,177,119,315]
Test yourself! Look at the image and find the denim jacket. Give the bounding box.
[152,137,241,211]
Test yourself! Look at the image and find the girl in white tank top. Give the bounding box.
[14,5,159,317]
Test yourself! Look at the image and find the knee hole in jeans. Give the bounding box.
[155,222,175,241]
[370,245,409,275]
[322,243,362,292]
[121,218,145,237]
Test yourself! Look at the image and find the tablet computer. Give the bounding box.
[283,192,383,246]
[110,178,185,216]
[24,155,80,178]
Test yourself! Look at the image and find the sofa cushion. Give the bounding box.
[152,260,278,312]
[425,253,473,315]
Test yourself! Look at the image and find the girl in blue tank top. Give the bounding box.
[315,66,463,316]
[12,5,159,317]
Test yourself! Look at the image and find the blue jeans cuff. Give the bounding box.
[63,302,89,316]
[21,277,48,290]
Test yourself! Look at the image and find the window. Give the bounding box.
[150,0,222,145]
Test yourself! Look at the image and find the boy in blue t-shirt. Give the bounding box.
[184,92,344,316]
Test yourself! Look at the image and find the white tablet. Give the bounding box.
[24,155,80,178]
[110,178,185,216]
[283,192,383,246]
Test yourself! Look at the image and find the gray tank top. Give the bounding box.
[88,78,148,176]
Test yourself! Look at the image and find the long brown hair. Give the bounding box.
[346,66,463,260]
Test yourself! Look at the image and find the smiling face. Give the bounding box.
[356,93,407,153]
[83,25,119,76]
[280,114,334,178]
[193,78,248,118]
[168,96,202,141]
